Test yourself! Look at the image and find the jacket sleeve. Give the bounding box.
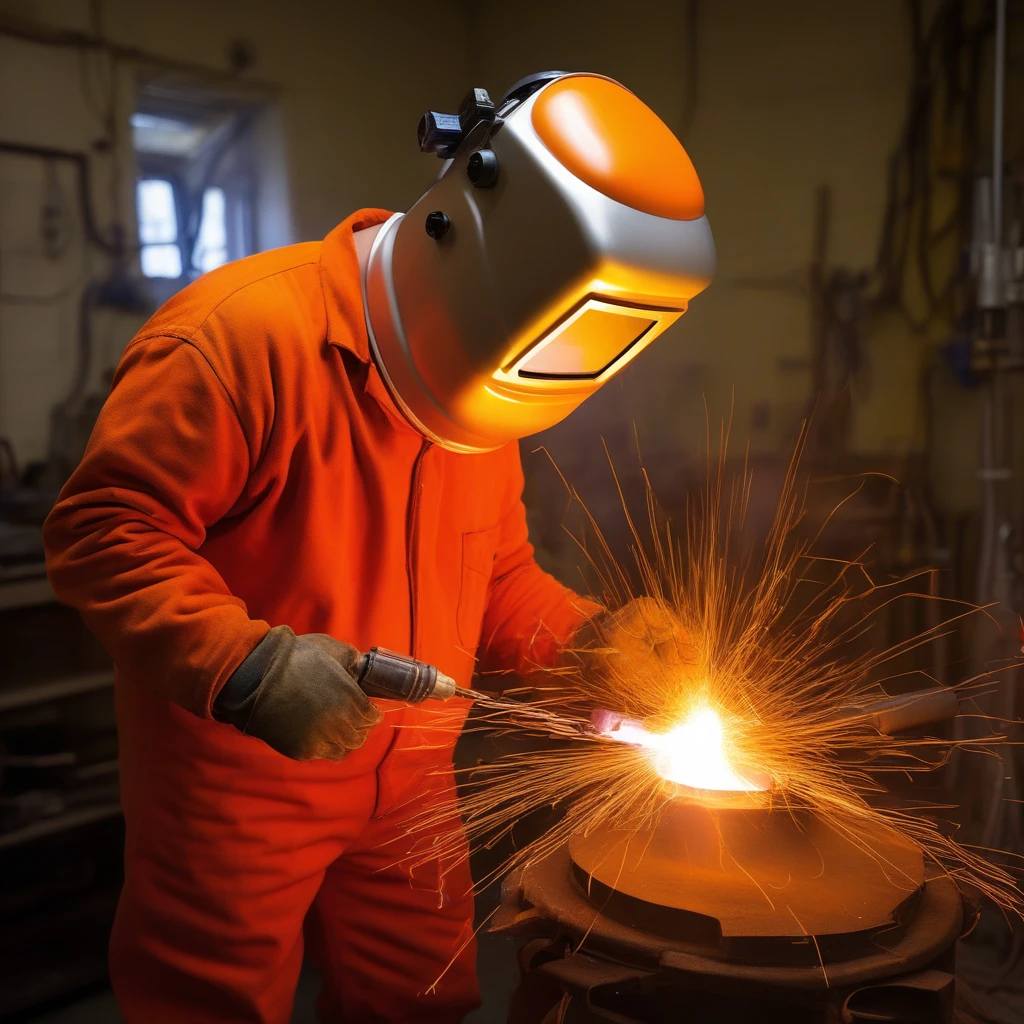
[42,336,270,717]
[476,450,603,675]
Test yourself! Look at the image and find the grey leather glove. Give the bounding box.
[214,625,383,761]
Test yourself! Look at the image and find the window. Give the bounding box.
[192,187,228,273]
[135,179,230,279]
[131,86,259,288]
[137,179,182,278]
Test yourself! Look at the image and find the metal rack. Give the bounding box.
[0,670,114,715]
[0,570,122,1015]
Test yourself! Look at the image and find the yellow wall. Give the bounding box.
[469,0,914,457]
[0,0,469,464]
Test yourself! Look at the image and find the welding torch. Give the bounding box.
[353,647,470,702]
[352,647,594,736]
[353,648,964,740]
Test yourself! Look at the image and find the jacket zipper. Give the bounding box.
[406,439,432,656]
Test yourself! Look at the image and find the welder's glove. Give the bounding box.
[213,625,383,761]
[567,596,699,687]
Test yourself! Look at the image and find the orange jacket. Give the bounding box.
[43,209,598,731]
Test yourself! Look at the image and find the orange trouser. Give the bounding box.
[110,685,479,1023]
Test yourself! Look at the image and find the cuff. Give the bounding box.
[213,626,287,724]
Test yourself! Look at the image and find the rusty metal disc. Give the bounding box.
[569,796,924,943]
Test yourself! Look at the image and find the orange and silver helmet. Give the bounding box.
[363,71,716,453]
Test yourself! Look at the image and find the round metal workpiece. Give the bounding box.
[496,799,964,1021]
[497,846,963,1022]
[569,796,925,950]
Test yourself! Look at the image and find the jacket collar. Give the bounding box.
[319,207,394,362]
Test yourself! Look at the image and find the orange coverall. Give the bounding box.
[43,208,600,1023]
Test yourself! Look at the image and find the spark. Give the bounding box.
[405,423,1024,919]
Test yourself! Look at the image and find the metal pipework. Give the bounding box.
[833,686,960,735]
[993,0,1006,261]
[973,0,1009,344]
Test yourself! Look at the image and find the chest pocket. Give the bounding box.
[457,525,501,649]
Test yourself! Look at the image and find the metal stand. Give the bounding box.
[495,844,969,1024]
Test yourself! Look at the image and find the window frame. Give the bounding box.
[131,104,257,295]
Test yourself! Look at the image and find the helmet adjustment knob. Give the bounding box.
[424,210,452,240]
[467,150,499,189]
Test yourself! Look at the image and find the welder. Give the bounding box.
[43,72,715,1023]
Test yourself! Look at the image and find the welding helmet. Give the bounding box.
[363,71,716,453]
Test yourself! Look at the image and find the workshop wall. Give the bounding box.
[0,0,469,468]
[1,0,1005,557]
[470,0,909,452]
[465,0,989,582]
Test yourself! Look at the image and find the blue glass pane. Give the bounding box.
[141,243,183,279]
[193,187,228,273]
[136,179,177,245]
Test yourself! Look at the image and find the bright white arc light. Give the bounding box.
[655,707,757,791]
[603,706,765,792]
